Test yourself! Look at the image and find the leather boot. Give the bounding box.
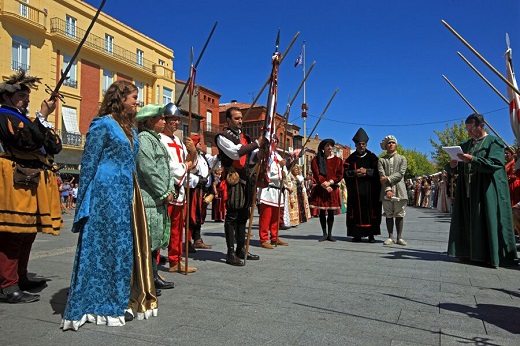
[225,223,243,266]
[153,272,175,289]
[319,230,328,242]
[327,229,336,242]
[235,224,259,260]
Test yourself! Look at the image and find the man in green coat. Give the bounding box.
[136,104,176,291]
[448,113,518,267]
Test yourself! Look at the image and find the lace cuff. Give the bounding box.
[36,110,54,129]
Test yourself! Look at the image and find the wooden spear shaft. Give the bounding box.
[184,49,195,275]
[442,20,520,96]
[457,52,509,104]
[442,75,512,149]
[242,31,300,121]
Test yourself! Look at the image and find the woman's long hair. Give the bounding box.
[97,80,137,140]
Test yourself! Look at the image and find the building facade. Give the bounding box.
[0,0,176,174]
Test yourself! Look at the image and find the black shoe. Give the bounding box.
[236,251,259,261]
[154,277,175,290]
[352,237,362,243]
[18,279,46,291]
[186,242,197,253]
[368,236,376,243]
[124,311,134,322]
[279,225,291,230]
[226,252,244,266]
[319,234,328,242]
[159,255,167,265]
[327,236,337,242]
[156,289,162,297]
[0,289,40,304]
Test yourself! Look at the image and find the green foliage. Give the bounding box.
[378,144,436,179]
[429,121,469,169]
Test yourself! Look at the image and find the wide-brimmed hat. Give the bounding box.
[135,104,164,122]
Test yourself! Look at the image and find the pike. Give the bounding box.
[294,88,339,164]
[242,31,300,121]
[272,62,317,245]
[457,52,509,104]
[442,74,512,150]
[176,21,218,107]
[45,0,107,103]
[184,47,196,275]
[441,20,520,97]
[244,30,282,265]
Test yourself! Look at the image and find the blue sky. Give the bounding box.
[86,0,520,159]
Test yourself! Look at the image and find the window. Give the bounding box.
[63,54,77,88]
[11,35,30,72]
[66,15,76,38]
[162,87,172,105]
[156,86,160,103]
[136,49,144,67]
[206,142,212,155]
[102,69,113,95]
[158,59,165,66]
[105,34,113,55]
[135,81,144,107]
[206,110,212,132]
[20,0,29,18]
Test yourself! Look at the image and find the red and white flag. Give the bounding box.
[505,48,520,171]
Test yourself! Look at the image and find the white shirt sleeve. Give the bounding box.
[216,135,242,160]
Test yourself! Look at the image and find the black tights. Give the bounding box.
[319,209,335,234]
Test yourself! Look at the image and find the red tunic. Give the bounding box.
[506,160,520,205]
[309,155,344,210]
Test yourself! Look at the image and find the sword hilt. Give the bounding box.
[44,84,65,104]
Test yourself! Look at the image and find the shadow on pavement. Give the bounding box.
[50,287,69,316]
[381,248,458,262]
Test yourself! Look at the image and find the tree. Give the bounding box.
[429,121,469,169]
[379,144,436,179]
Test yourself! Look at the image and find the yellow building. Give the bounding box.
[0,0,176,173]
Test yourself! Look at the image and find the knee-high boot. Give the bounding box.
[224,223,242,266]
[235,224,259,260]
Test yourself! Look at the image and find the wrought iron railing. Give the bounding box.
[57,129,84,147]
[11,60,29,73]
[63,79,77,88]
[50,17,155,73]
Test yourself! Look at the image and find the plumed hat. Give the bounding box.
[135,104,164,122]
[190,134,201,144]
[0,70,41,95]
[163,102,181,117]
[352,127,369,143]
[380,135,397,150]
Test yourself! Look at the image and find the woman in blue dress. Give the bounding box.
[61,81,157,330]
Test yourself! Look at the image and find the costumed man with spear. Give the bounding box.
[158,103,198,274]
[257,135,289,249]
[187,134,217,251]
[215,106,264,266]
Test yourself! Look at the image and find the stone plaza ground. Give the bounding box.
[1,206,519,345]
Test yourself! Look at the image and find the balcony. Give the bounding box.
[50,17,155,74]
[57,129,84,148]
[0,0,46,30]
[203,121,225,134]
[11,60,30,73]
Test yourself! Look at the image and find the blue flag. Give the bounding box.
[294,51,302,67]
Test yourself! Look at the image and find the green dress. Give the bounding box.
[447,135,518,267]
[136,129,172,251]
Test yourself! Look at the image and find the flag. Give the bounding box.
[505,48,520,172]
[294,51,302,67]
[187,65,197,95]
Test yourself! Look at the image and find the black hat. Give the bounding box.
[352,128,369,143]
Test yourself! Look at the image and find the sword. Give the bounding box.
[45,0,106,103]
